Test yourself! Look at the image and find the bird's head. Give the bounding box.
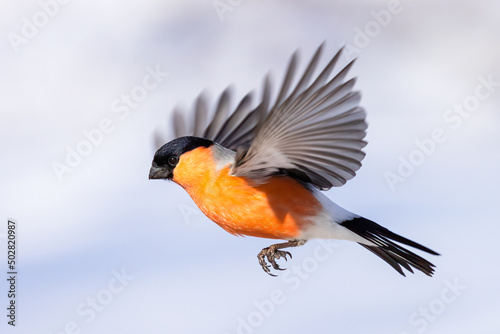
[149,136,213,181]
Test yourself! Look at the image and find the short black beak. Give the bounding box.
[149,165,166,180]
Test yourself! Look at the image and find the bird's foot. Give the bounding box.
[257,240,307,276]
[257,245,292,277]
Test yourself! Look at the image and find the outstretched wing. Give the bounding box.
[231,44,367,190]
[168,81,270,152]
[161,43,367,190]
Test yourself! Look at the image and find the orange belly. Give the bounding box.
[179,166,322,239]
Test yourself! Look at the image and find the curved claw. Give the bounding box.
[258,249,277,277]
[262,262,277,277]
[256,240,306,277]
[271,250,292,270]
[269,258,286,271]
[257,247,294,276]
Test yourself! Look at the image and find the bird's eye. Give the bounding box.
[168,156,179,166]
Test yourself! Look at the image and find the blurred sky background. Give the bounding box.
[1,0,499,333]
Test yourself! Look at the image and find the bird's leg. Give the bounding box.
[257,239,307,276]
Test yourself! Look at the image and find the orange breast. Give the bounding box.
[172,147,322,240]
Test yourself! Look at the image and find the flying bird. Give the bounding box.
[149,44,439,276]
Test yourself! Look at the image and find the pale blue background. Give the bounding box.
[1,0,499,333]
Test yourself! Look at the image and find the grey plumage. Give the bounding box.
[169,44,367,190]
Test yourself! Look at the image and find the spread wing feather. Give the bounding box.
[232,45,367,189]
[166,43,367,190]
[170,89,261,151]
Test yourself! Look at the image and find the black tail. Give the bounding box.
[340,217,439,276]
